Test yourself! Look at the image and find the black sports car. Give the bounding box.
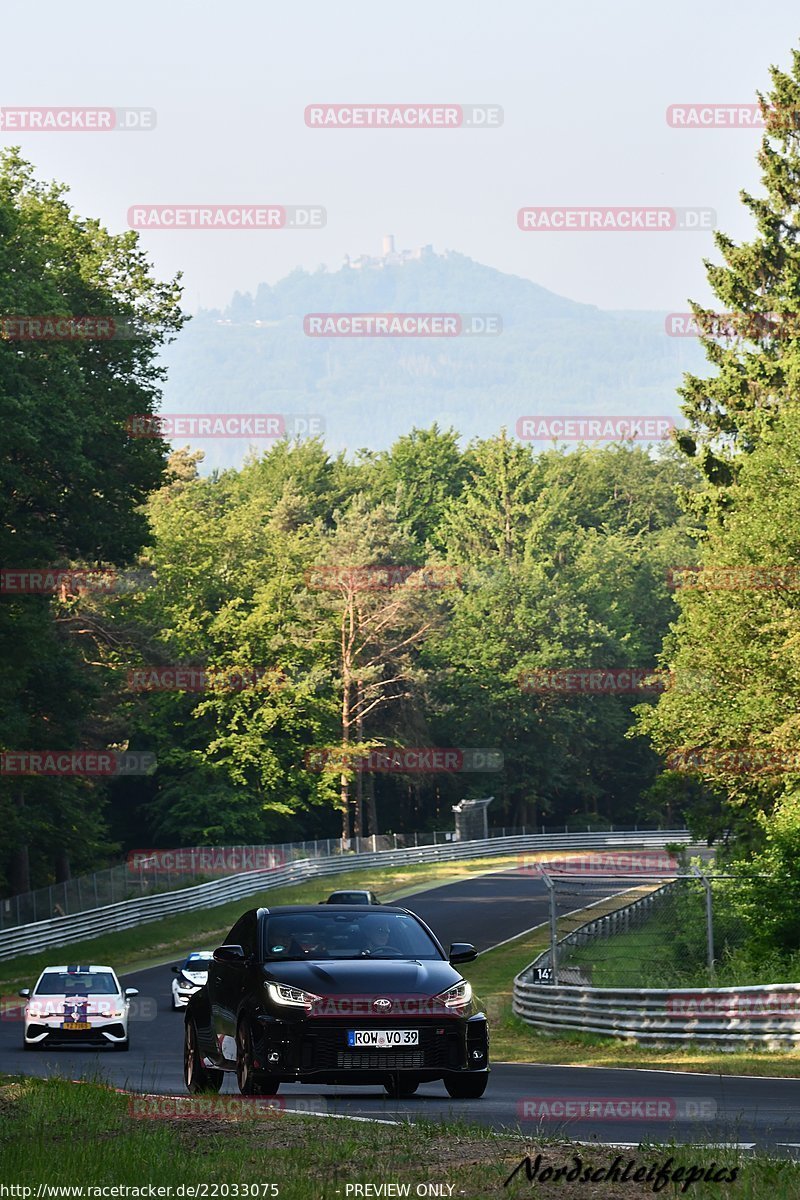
[184,904,489,1099]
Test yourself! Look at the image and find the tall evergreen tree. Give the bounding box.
[677,51,800,500]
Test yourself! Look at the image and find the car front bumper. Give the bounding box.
[24,1020,128,1045]
[251,1013,489,1083]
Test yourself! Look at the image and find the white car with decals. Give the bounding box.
[171,951,214,1010]
[19,964,137,1051]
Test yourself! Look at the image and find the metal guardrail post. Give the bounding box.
[692,866,715,974]
[541,870,558,987]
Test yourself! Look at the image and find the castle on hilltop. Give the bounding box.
[344,235,435,270]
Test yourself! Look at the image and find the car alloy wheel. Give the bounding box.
[184,1019,223,1094]
[236,1018,280,1096]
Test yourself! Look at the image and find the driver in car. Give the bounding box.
[364,919,401,954]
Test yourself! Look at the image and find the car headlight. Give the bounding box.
[266,982,321,1009]
[436,980,473,1010]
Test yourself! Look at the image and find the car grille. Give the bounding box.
[298,1023,464,1072]
[27,1022,125,1041]
[336,1051,425,1069]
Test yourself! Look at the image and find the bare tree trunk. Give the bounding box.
[340,676,351,844]
[365,768,378,837]
[354,680,364,839]
[340,599,353,846]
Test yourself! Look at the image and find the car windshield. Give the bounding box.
[263,912,442,960]
[329,892,369,903]
[183,953,213,969]
[34,971,119,995]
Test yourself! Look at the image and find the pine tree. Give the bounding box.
[678,49,800,499]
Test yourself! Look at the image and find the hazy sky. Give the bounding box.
[2,1,798,313]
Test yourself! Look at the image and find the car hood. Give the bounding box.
[262,958,463,996]
[27,993,123,1016]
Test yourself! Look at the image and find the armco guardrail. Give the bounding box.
[0,824,654,930]
[0,830,690,961]
[514,882,800,1046]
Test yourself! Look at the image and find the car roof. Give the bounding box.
[261,904,407,915]
[40,964,115,973]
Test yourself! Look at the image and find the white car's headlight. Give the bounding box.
[436,980,473,1010]
[266,982,321,1009]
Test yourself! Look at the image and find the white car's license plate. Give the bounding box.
[347,1029,419,1047]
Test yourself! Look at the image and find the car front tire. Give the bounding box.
[184,1019,224,1093]
[236,1019,280,1096]
[112,1037,130,1052]
[443,1072,488,1099]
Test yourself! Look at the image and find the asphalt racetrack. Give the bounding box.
[4,866,800,1155]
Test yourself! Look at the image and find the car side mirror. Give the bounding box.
[449,943,477,964]
[18,988,30,999]
[171,965,181,973]
[213,944,246,964]
[124,988,139,998]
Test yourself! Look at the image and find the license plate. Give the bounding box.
[347,1029,419,1047]
[63,1021,91,1030]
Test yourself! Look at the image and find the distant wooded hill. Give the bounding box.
[160,250,706,466]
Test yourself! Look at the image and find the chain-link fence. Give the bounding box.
[0,821,666,931]
[535,869,750,989]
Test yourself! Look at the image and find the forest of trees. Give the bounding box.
[5,46,800,967]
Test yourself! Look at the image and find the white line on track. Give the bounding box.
[283,1109,402,1125]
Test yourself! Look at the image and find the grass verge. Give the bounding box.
[1,1076,798,1199]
